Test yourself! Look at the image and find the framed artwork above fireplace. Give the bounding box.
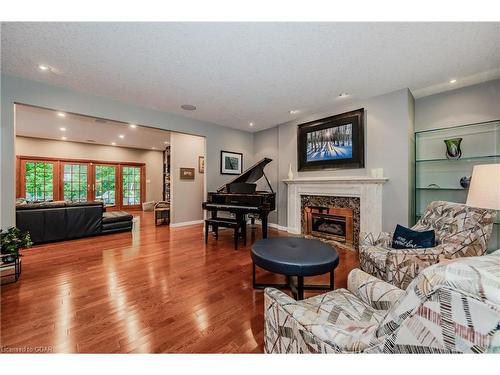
[297,108,365,171]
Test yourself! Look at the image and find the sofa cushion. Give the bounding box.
[102,211,133,224]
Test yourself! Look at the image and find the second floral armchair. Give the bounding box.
[359,200,496,289]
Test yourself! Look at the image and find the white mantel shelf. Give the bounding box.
[283,176,389,184]
[284,176,389,235]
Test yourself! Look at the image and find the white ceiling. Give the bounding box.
[2,22,500,132]
[16,104,170,150]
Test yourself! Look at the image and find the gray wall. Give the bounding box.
[254,88,414,232]
[15,136,164,203]
[1,74,254,228]
[415,79,500,131]
[170,132,205,224]
[253,127,279,225]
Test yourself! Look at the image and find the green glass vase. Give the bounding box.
[444,138,463,160]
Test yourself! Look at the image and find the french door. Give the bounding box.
[18,157,145,210]
[93,164,117,208]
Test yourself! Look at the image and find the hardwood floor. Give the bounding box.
[0,212,359,353]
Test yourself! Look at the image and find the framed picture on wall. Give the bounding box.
[198,156,205,173]
[297,108,365,171]
[220,150,243,175]
[180,167,195,180]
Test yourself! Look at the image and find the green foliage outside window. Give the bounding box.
[63,164,88,202]
[25,162,54,201]
[95,165,116,205]
[122,166,141,205]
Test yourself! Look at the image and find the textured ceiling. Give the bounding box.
[2,22,500,132]
[16,104,170,151]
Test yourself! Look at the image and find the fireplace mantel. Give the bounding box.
[283,176,388,184]
[284,176,388,236]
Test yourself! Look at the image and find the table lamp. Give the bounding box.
[466,164,500,210]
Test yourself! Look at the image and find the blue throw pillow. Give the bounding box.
[391,224,436,249]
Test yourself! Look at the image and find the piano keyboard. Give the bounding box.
[203,203,260,211]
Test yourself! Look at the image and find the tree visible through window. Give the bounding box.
[95,165,116,205]
[25,161,54,201]
[63,164,88,202]
[122,166,141,205]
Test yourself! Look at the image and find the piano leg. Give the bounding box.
[261,214,269,239]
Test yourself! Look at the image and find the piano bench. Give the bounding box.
[205,218,247,250]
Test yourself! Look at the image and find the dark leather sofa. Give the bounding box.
[16,201,133,244]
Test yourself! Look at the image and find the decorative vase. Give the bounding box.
[287,163,294,180]
[460,176,471,189]
[444,138,463,160]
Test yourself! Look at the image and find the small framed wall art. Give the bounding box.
[180,167,195,180]
[198,156,205,173]
[220,150,243,175]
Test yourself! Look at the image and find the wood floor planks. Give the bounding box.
[0,211,358,353]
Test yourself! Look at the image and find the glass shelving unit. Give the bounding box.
[414,120,500,252]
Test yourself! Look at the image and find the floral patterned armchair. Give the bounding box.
[359,200,496,289]
[264,250,500,354]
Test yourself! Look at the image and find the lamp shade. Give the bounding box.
[466,164,500,210]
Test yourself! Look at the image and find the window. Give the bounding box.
[24,161,54,201]
[63,164,88,202]
[18,157,145,209]
[122,166,141,206]
[95,165,116,205]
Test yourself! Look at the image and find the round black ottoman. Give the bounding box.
[251,237,339,300]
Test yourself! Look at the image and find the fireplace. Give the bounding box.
[304,206,354,246]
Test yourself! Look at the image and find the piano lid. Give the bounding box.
[216,157,273,193]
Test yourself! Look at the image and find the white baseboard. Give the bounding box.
[252,220,288,232]
[267,222,289,232]
[170,219,204,228]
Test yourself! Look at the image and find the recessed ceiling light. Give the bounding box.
[61,136,67,141]
[59,127,66,131]
[164,141,169,144]
[338,93,349,98]
[119,134,124,139]
[111,142,116,146]
[249,122,254,127]
[289,110,299,115]
[450,79,457,84]
[57,112,66,118]
[181,104,197,111]
[151,146,156,150]
[38,64,50,71]
[129,124,137,129]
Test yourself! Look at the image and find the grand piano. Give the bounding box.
[202,158,276,239]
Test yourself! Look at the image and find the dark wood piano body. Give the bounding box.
[202,158,276,239]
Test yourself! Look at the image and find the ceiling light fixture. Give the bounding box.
[151,147,156,150]
[119,134,124,139]
[164,141,169,144]
[111,142,116,146]
[129,124,137,129]
[289,110,299,115]
[38,64,50,71]
[59,127,66,131]
[338,93,349,98]
[181,104,197,111]
[450,79,457,84]
[249,122,254,127]
[57,112,66,118]
[61,136,67,141]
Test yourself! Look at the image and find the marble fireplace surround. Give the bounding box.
[283,176,388,238]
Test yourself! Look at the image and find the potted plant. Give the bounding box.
[0,227,32,264]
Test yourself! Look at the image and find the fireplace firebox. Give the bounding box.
[304,206,353,246]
